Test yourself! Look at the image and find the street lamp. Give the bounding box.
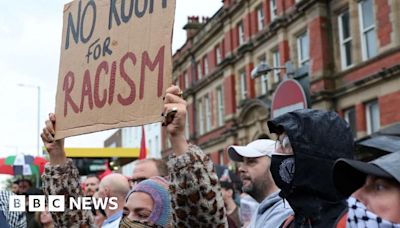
[251,63,286,94]
[251,63,286,79]
[17,83,41,156]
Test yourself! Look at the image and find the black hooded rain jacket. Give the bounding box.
[268,109,354,228]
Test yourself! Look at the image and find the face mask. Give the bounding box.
[119,217,156,228]
[270,154,295,196]
[347,196,400,228]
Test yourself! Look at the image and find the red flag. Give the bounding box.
[99,162,112,180]
[139,126,147,160]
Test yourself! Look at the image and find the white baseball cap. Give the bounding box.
[228,139,276,162]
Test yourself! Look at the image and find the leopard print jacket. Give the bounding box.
[42,159,95,228]
[168,145,228,228]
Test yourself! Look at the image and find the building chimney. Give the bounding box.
[223,0,232,9]
[183,16,203,40]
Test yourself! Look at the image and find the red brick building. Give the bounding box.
[163,0,400,165]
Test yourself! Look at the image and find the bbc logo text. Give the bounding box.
[10,195,118,212]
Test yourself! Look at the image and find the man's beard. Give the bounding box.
[241,178,254,194]
[241,171,270,202]
[241,176,259,200]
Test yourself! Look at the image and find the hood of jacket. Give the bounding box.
[268,109,354,226]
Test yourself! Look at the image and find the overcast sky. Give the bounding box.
[0,0,222,163]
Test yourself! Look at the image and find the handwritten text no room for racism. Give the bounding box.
[60,0,170,118]
[54,0,175,139]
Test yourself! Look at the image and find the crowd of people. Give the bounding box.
[1,85,399,227]
[2,178,55,227]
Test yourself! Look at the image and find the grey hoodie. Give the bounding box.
[248,191,293,228]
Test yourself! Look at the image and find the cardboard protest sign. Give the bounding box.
[55,0,175,139]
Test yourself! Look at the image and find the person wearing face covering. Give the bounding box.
[267,109,354,228]
[121,177,171,228]
[333,151,400,227]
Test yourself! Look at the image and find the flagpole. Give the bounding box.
[139,126,147,160]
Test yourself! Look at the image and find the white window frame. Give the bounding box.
[365,100,380,134]
[198,99,204,135]
[358,0,377,60]
[203,56,209,76]
[258,55,268,94]
[270,0,277,21]
[197,61,202,80]
[297,31,309,67]
[338,10,353,69]
[238,22,245,45]
[183,71,189,89]
[240,69,248,100]
[261,73,268,95]
[272,49,281,83]
[257,5,265,31]
[205,95,212,132]
[217,86,225,126]
[216,45,222,65]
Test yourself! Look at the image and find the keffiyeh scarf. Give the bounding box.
[347,196,400,228]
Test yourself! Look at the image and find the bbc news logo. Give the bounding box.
[9,195,118,212]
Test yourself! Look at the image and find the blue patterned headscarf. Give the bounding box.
[125,177,171,227]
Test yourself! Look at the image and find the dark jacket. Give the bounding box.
[268,109,354,228]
